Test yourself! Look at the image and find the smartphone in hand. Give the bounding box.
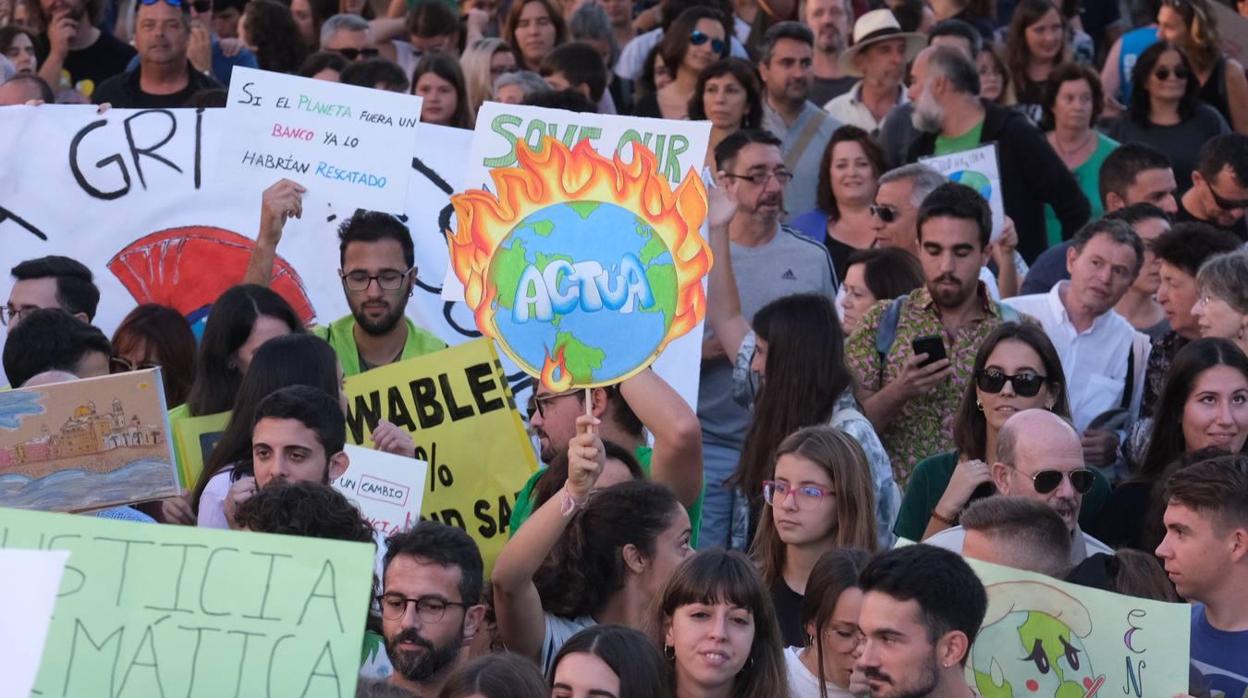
[911,334,948,368]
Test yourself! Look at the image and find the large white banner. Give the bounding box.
[0,105,700,407]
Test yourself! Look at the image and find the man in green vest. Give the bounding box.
[245,179,446,376]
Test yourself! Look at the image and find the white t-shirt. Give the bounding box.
[197,467,233,529]
[785,646,857,698]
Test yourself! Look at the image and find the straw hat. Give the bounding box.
[838,9,926,76]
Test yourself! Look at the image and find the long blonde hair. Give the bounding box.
[461,37,509,116]
[750,426,878,588]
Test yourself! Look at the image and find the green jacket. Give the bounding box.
[314,314,447,376]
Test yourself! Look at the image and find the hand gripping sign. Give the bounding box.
[447,136,712,390]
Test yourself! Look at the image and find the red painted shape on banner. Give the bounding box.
[107,226,316,325]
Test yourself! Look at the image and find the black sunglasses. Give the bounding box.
[1208,183,1248,212]
[690,30,726,55]
[1153,66,1190,81]
[1008,466,1096,495]
[336,47,380,60]
[869,204,899,223]
[975,368,1047,397]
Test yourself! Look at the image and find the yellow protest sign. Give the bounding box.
[343,338,537,572]
[171,410,230,489]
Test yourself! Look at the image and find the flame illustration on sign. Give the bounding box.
[448,136,711,390]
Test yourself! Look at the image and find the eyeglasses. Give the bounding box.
[723,169,794,186]
[335,47,381,60]
[690,30,727,55]
[869,203,899,223]
[0,305,38,327]
[1004,465,1095,495]
[1152,66,1190,81]
[1207,182,1248,212]
[974,368,1047,397]
[376,594,466,622]
[525,390,577,420]
[110,356,161,374]
[762,480,835,507]
[341,268,412,291]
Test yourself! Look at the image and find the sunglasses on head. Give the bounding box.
[975,368,1047,397]
[138,0,188,6]
[336,47,380,60]
[690,30,726,55]
[1008,465,1096,495]
[1153,66,1190,81]
[869,203,899,223]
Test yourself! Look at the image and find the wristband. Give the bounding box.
[560,484,588,517]
[930,509,959,526]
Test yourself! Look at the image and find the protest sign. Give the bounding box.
[221,67,422,212]
[171,410,230,490]
[0,106,703,411]
[0,549,69,698]
[0,507,375,698]
[333,445,429,537]
[921,143,1005,240]
[448,103,713,390]
[342,338,536,572]
[0,369,179,512]
[964,558,1189,698]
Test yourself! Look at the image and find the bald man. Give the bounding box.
[926,409,1112,566]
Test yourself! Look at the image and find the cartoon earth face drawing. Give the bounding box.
[970,581,1107,698]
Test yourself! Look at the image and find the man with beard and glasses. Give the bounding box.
[1005,219,1149,470]
[847,182,1020,486]
[697,128,837,548]
[757,21,841,222]
[93,0,222,108]
[379,522,486,697]
[31,0,134,97]
[800,0,855,106]
[245,180,447,376]
[927,409,1112,566]
[905,45,1089,264]
[854,544,987,698]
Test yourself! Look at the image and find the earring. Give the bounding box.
[664,644,675,661]
[975,399,983,411]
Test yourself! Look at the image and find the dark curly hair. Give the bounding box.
[233,480,375,543]
[534,480,683,618]
[243,0,309,73]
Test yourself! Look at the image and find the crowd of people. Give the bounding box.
[4,0,1248,695]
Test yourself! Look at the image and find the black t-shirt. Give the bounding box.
[770,577,805,648]
[92,63,222,108]
[63,32,136,94]
[809,75,857,110]
[1176,199,1248,242]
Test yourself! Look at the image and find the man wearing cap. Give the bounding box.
[824,8,924,135]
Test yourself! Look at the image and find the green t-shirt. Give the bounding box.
[934,120,986,155]
[892,450,1111,541]
[313,314,447,377]
[509,445,704,547]
[1043,133,1119,247]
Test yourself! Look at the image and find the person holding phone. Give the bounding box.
[846,183,1022,487]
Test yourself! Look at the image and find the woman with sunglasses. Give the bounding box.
[633,7,730,119]
[109,304,196,408]
[1156,0,1248,134]
[750,426,877,647]
[504,0,566,72]
[894,322,1111,542]
[1106,41,1230,193]
[688,58,763,169]
[1094,337,1248,550]
[790,126,889,283]
[461,38,516,116]
[785,548,869,698]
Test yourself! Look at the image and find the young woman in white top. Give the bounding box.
[784,548,870,698]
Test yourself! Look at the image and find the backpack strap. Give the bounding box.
[784,110,828,175]
[1120,341,1135,411]
[874,296,907,388]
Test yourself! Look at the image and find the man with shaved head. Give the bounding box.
[926,409,1111,566]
